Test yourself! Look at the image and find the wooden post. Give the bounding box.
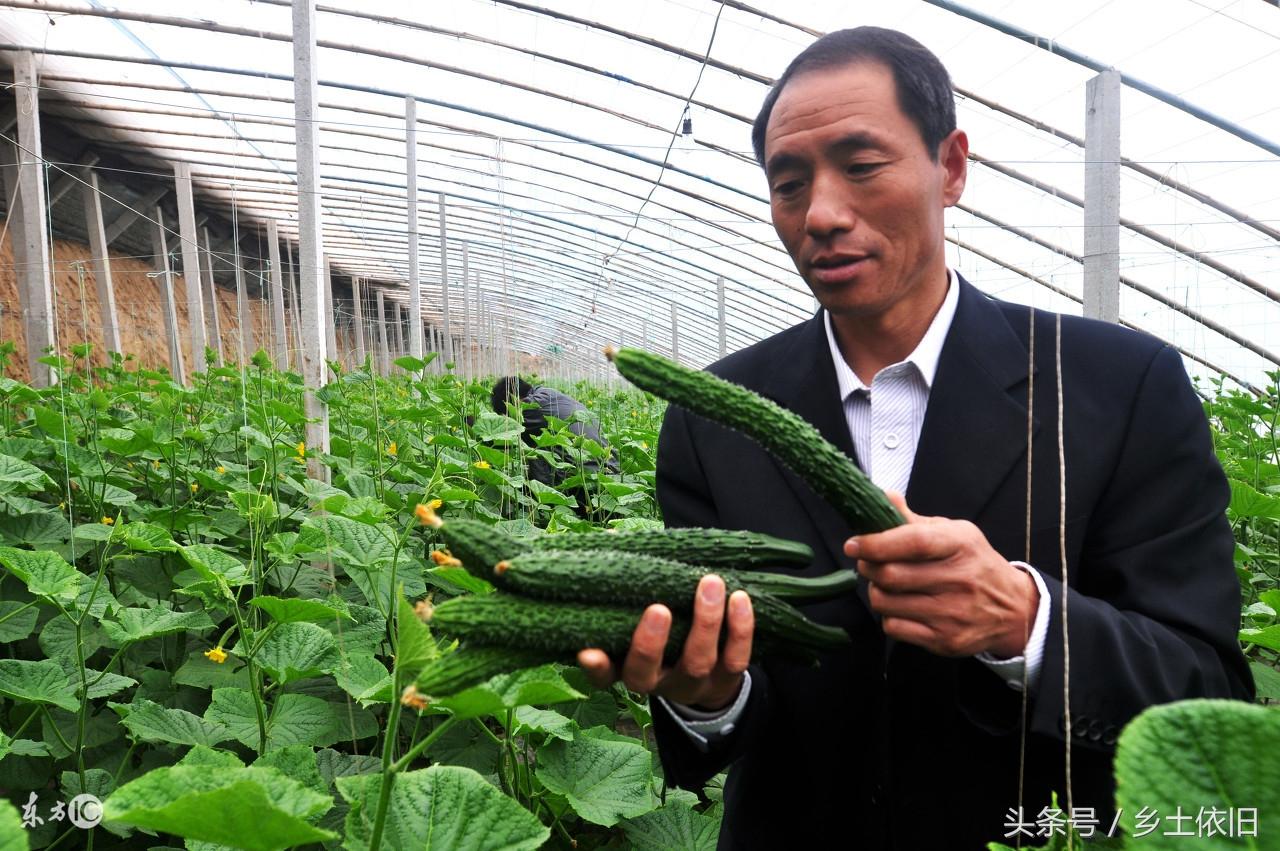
[151,207,185,381]
[82,169,121,355]
[266,220,289,369]
[201,227,224,367]
[12,52,56,386]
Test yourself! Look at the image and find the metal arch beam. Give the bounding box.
[924,0,1280,159]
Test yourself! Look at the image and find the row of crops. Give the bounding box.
[0,346,1276,849]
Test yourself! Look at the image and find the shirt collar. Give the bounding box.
[823,267,959,396]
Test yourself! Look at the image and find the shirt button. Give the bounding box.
[883,432,900,449]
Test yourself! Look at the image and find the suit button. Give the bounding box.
[1103,726,1119,746]
[1087,719,1103,741]
[1072,717,1090,738]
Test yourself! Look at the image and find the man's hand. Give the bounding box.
[577,574,754,711]
[845,492,1039,659]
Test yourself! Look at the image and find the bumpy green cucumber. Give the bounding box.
[606,347,904,534]
[422,509,521,579]
[413,644,563,697]
[424,595,819,664]
[493,550,849,651]
[736,567,859,601]
[526,527,813,569]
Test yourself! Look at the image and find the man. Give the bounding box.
[578,27,1252,849]
[491,376,619,511]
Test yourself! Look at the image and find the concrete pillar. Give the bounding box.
[1083,68,1121,324]
[294,0,330,470]
[12,52,56,386]
[375,289,390,377]
[174,162,206,374]
[670,302,680,365]
[151,207,184,381]
[406,97,423,358]
[266,219,289,370]
[437,193,454,365]
[716,275,726,358]
[323,255,338,369]
[82,169,121,355]
[200,227,224,367]
[351,277,366,364]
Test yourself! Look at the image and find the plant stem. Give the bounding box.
[368,712,459,851]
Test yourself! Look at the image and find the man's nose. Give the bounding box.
[804,171,856,237]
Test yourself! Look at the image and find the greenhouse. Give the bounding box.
[0,1,1275,849]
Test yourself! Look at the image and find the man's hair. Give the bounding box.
[750,26,956,167]
[491,376,534,414]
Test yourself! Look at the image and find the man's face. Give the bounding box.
[762,60,967,324]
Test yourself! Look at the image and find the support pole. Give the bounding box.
[82,169,121,355]
[286,245,303,364]
[294,0,330,471]
[352,277,366,364]
[12,52,55,386]
[375,289,390,376]
[234,236,250,364]
[201,227,224,367]
[324,255,338,369]
[391,302,405,363]
[670,302,680,365]
[716,275,726,359]
[437,193,454,365]
[173,161,207,374]
[406,97,424,358]
[1083,68,1121,324]
[266,219,289,369]
[151,206,185,381]
[461,243,471,378]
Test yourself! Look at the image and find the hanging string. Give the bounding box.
[1016,305,1035,849]
[1056,312,1074,844]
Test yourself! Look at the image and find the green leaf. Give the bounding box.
[61,767,115,801]
[179,544,250,585]
[434,664,585,720]
[395,596,437,679]
[0,601,38,642]
[1240,624,1280,652]
[0,731,50,762]
[101,607,216,644]
[0,659,79,711]
[1228,479,1280,521]
[472,411,525,443]
[333,652,391,706]
[426,566,495,596]
[249,595,352,625]
[622,797,722,851]
[297,515,395,568]
[230,490,278,524]
[254,745,327,797]
[111,699,231,748]
[253,622,340,684]
[437,486,480,502]
[78,668,138,700]
[393,355,426,372]
[337,765,548,850]
[102,765,336,851]
[1251,662,1280,701]
[527,478,576,507]
[206,688,373,752]
[509,706,577,741]
[1114,699,1280,849]
[535,726,657,826]
[174,649,252,691]
[1,513,72,548]
[0,546,80,604]
[0,453,52,493]
[0,797,27,851]
[118,521,177,552]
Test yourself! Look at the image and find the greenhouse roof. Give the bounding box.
[0,0,1276,385]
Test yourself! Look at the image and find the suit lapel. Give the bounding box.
[906,277,1037,522]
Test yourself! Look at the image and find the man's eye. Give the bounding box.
[772,180,805,197]
[847,162,881,177]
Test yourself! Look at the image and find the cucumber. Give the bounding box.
[492,550,849,651]
[737,568,859,601]
[526,526,814,569]
[420,508,518,579]
[413,644,564,698]
[606,347,904,534]
[425,594,824,664]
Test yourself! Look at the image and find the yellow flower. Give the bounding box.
[58,501,66,511]
[387,441,397,456]
[216,465,226,474]
[190,483,199,493]
[473,460,491,470]
[641,441,649,449]
[101,516,114,525]
[400,684,429,711]
[152,459,161,469]
[295,441,306,457]
[204,646,228,664]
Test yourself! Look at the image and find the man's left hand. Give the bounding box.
[844,492,1039,659]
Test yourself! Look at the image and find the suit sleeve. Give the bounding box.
[650,403,777,789]
[962,344,1253,745]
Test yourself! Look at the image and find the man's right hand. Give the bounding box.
[577,574,755,711]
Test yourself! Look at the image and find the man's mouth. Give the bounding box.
[808,254,870,285]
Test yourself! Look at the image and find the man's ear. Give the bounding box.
[939,128,968,207]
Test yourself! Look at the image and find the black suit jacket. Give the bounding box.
[651,277,1253,850]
